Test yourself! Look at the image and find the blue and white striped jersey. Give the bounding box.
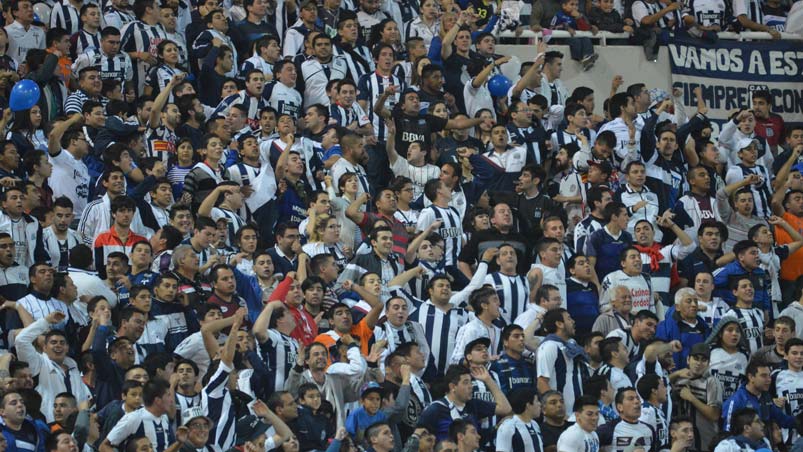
[486,272,529,325]
[202,362,238,452]
[258,328,300,393]
[497,415,544,452]
[106,407,175,452]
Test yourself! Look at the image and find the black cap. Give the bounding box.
[463,337,491,357]
[689,342,710,358]
[235,415,270,445]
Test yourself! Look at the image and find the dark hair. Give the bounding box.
[603,201,627,223]
[599,337,623,363]
[614,387,637,406]
[111,196,136,214]
[444,365,470,387]
[584,374,610,399]
[122,379,144,395]
[46,27,69,48]
[573,394,600,413]
[542,308,569,334]
[448,419,474,443]
[785,337,803,355]
[501,324,523,344]
[468,287,497,316]
[142,378,170,406]
[745,360,768,379]
[509,387,539,415]
[609,92,632,118]
[543,51,563,65]
[731,408,759,435]
[636,373,662,400]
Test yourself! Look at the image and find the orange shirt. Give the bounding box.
[777,212,803,280]
[314,318,374,364]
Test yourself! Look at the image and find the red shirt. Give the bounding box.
[755,114,785,147]
[358,212,409,257]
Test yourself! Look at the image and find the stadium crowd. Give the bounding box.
[0,0,800,451]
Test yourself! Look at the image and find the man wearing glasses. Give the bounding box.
[47,115,92,218]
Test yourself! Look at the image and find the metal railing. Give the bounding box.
[497,29,803,45]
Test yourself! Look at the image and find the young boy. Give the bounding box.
[589,0,635,33]
[98,380,144,439]
[345,368,411,444]
[551,0,599,70]
[295,383,334,451]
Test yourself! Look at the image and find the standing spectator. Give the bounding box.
[120,0,167,97]
[586,202,632,281]
[4,0,45,65]
[673,343,723,452]
[556,395,601,452]
[101,378,176,452]
[537,309,586,417]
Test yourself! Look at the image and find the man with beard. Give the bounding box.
[176,95,207,149]
[301,35,347,108]
[330,132,370,197]
[42,197,81,270]
[144,74,184,164]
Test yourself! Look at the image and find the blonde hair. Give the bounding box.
[308,213,333,242]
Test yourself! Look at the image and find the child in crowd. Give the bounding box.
[295,384,335,451]
[588,0,635,33]
[551,0,599,70]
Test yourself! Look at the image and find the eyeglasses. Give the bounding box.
[0,243,13,249]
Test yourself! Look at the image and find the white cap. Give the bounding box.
[737,137,759,151]
[181,406,211,427]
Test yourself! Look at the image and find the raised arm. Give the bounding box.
[384,118,400,165]
[511,49,545,99]
[273,133,296,181]
[471,56,510,89]
[252,400,293,446]
[48,114,83,156]
[149,73,185,128]
[345,193,370,225]
[253,300,282,343]
[373,85,398,121]
[219,309,244,367]
[200,314,238,360]
[405,220,442,264]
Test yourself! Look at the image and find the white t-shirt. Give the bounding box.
[50,149,91,217]
[557,423,600,452]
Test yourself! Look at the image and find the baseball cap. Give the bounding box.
[361,382,383,398]
[235,415,270,445]
[463,337,491,357]
[689,343,710,358]
[737,137,759,151]
[181,407,211,427]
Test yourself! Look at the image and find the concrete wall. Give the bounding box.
[496,44,673,116]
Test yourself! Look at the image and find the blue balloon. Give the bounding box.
[487,74,512,97]
[9,79,41,112]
